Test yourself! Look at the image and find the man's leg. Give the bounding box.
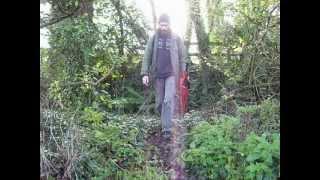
[155,78,165,115]
[161,75,176,134]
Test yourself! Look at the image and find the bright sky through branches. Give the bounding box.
[133,0,187,37]
[40,0,235,49]
[40,0,188,48]
[40,3,51,48]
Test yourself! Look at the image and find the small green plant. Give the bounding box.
[114,165,168,180]
[239,133,280,180]
[81,107,104,126]
[259,98,280,133]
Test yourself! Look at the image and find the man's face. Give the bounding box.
[159,22,170,33]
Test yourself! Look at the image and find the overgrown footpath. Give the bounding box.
[41,98,279,180]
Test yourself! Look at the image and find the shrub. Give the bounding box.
[258,99,280,133]
[182,115,280,179]
[238,133,280,180]
[40,109,88,179]
[182,116,240,179]
[236,98,280,140]
[82,114,167,179]
[81,107,104,126]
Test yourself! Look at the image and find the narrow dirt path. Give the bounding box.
[145,118,188,180]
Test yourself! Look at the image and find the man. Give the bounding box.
[141,14,187,139]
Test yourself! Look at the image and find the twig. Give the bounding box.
[110,159,125,171]
[134,92,153,118]
[234,81,280,92]
[40,14,74,28]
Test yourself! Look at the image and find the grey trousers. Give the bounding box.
[155,75,176,133]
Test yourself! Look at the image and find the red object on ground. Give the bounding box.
[179,71,189,114]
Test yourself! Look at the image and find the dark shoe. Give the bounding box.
[163,131,171,140]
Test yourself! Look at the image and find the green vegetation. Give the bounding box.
[40,0,279,179]
[182,99,280,179]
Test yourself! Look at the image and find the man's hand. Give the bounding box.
[142,75,149,86]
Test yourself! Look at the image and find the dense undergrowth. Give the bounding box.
[40,104,167,179]
[182,98,280,180]
[40,98,279,179]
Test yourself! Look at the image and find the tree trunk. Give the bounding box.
[188,0,211,96]
[49,0,94,22]
[184,10,193,54]
[206,0,223,33]
[149,0,157,31]
[111,0,125,56]
[75,0,94,18]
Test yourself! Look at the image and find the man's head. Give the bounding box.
[158,14,170,33]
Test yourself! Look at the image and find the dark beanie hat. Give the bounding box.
[158,14,170,24]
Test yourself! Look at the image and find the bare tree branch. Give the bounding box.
[40,0,81,29]
[40,13,74,28]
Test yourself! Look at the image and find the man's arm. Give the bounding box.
[141,35,154,76]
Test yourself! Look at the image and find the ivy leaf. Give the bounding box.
[190,142,196,148]
[246,153,260,162]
